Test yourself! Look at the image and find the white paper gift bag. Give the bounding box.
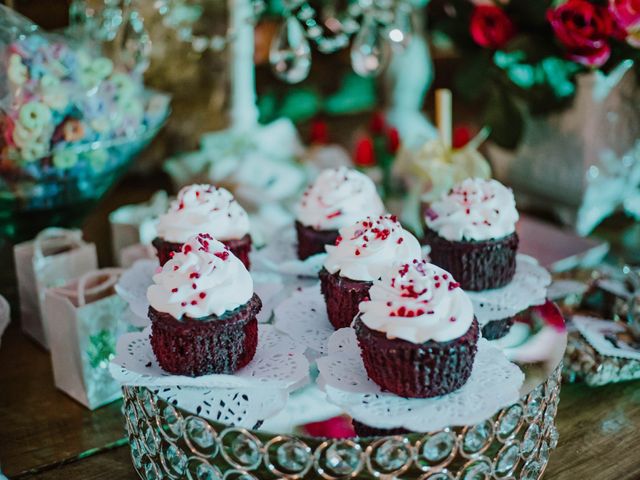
[119,243,157,269]
[109,190,168,266]
[14,228,98,349]
[44,268,131,409]
[0,294,10,348]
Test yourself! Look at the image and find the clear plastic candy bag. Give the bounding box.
[0,5,169,240]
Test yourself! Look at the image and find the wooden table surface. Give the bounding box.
[1,177,640,479]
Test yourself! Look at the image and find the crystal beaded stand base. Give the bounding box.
[122,362,562,480]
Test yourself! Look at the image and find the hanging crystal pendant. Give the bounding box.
[387,2,413,50]
[119,9,152,74]
[351,13,390,78]
[269,16,312,84]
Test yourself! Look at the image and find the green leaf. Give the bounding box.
[257,92,278,124]
[454,53,493,101]
[324,73,377,115]
[276,88,322,123]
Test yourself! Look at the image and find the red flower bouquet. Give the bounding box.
[430,0,640,148]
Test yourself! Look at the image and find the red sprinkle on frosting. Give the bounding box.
[214,251,230,261]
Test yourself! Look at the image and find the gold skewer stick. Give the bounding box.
[435,88,452,150]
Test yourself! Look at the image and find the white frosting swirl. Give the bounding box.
[324,215,423,282]
[147,234,253,319]
[359,260,474,343]
[156,184,250,243]
[295,167,385,231]
[425,178,518,242]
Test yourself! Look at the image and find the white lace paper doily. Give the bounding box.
[468,254,551,325]
[116,258,158,321]
[116,259,284,326]
[273,283,333,356]
[251,226,326,277]
[152,385,288,429]
[259,383,343,434]
[316,328,524,431]
[110,324,309,390]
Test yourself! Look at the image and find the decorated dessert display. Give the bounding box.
[147,234,260,376]
[424,177,520,291]
[355,260,479,398]
[9,1,640,479]
[294,166,385,259]
[319,214,422,329]
[152,184,252,269]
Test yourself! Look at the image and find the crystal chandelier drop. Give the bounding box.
[269,0,416,82]
[69,0,415,83]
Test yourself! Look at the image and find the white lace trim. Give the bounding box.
[316,328,524,431]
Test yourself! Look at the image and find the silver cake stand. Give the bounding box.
[121,328,566,480]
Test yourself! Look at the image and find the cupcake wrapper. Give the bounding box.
[352,420,411,437]
[295,221,339,260]
[423,228,518,291]
[481,316,515,340]
[319,268,372,330]
[354,317,479,398]
[152,234,252,270]
[149,294,262,376]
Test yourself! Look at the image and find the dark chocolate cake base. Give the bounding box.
[149,294,262,376]
[423,228,518,291]
[153,234,252,269]
[295,221,339,260]
[481,316,515,340]
[354,316,479,398]
[352,420,411,437]
[319,268,372,330]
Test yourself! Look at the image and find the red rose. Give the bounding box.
[452,125,473,149]
[609,0,640,46]
[353,136,376,167]
[369,111,386,135]
[470,5,516,49]
[386,127,401,154]
[547,0,614,67]
[609,0,640,29]
[309,118,329,145]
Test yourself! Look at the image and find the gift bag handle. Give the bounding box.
[76,268,123,307]
[33,228,85,262]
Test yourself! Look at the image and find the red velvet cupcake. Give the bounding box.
[153,184,252,269]
[147,234,261,376]
[424,178,519,291]
[356,260,479,398]
[294,167,384,260]
[320,215,422,329]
